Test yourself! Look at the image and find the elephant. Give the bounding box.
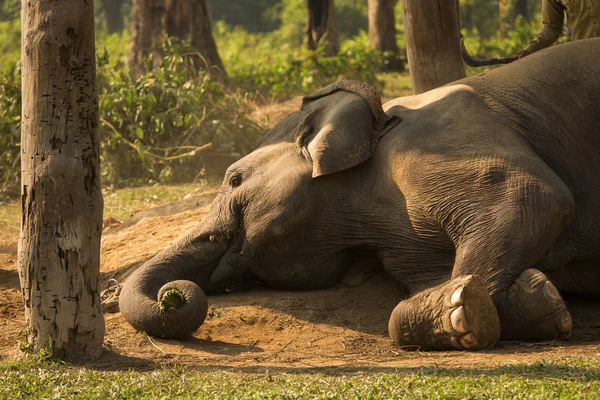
[119,38,600,350]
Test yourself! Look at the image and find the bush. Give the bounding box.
[0,65,21,199]
[97,39,265,187]
[0,41,266,197]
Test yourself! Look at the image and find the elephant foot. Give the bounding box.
[499,268,572,341]
[388,275,500,350]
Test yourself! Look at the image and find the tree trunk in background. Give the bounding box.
[499,0,509,39]
[368,0,404,71]
[128,0,165,76]
[402,0,466,94]
[129,0,226,79]
[512,0,530,22]
[164,0,227,79]
[306,0,339,56]
[461,0,473,31]
[102,0,125,34]
[20,0,104,358]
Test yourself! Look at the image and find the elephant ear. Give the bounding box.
[299,79,401,178]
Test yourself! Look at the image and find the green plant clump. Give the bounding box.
[97,39,266,187]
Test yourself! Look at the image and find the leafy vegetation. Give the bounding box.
[97,39,265,187]
[1,357,599,399]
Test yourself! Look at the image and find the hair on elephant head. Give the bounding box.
[119,80,401,339]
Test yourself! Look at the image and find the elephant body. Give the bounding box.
[120,38,600,350]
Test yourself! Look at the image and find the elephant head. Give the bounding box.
[119,80,401,338]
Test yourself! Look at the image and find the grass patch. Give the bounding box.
[379,72,413,99]
[0,357,599,399]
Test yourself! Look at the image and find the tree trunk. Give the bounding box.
[368,0,404,71]
[128,0,165,76]
[512,0,530,22]
[164,0,227,79]
[402,0,466,94]
[128,0,226,79]
[499,0,509,39]
[306,0,339,56]
[20,0,104,358]
[102,0,125,34]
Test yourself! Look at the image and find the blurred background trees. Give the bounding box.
[0,0,568,199]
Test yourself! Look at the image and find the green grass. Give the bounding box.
[0,357,599,399]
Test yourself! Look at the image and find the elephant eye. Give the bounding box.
[230,175,242,188]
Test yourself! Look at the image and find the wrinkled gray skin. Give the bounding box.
[120,38,600,350]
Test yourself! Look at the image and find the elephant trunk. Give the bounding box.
[119,222,230,339]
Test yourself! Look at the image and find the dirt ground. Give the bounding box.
[1,188,599,372]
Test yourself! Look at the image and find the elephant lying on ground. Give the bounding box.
[119,38,600,350]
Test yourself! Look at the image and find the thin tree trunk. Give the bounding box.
[129,0,226,79]
[499,0,509,39]
[402,0,466,94]
[512,0,530,22]
[368,0,404,71]
[306,0,339,56]
[102,0,125,34]
[164,0,227,79]
[128,0,165,76]
[20,0,104,358]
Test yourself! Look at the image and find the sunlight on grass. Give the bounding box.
[0,357,599,399]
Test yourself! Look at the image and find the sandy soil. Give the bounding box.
[1,188,599,372]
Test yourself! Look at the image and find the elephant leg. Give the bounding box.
[388,275,500,350]
[499,268,572,340]
[448,168,575,342]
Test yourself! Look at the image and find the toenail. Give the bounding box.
[559,311,573,334]
[451,306,469,333]
[460,333,478,349]
[450,287,464,306]
[542,281,562,302]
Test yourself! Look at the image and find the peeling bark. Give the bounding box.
[402,0,466,94]
[19,0,105,358]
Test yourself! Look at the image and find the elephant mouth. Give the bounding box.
[209,224,250,287]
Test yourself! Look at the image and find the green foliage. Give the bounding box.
[0,40,265,197]
[0,64,20,199]
[1,357,600,399]
[97,39,265,187]
[0,0,20,21]
[0,19,20,72]
[216,24,385,97]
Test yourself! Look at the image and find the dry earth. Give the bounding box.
[1,188,599,372]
